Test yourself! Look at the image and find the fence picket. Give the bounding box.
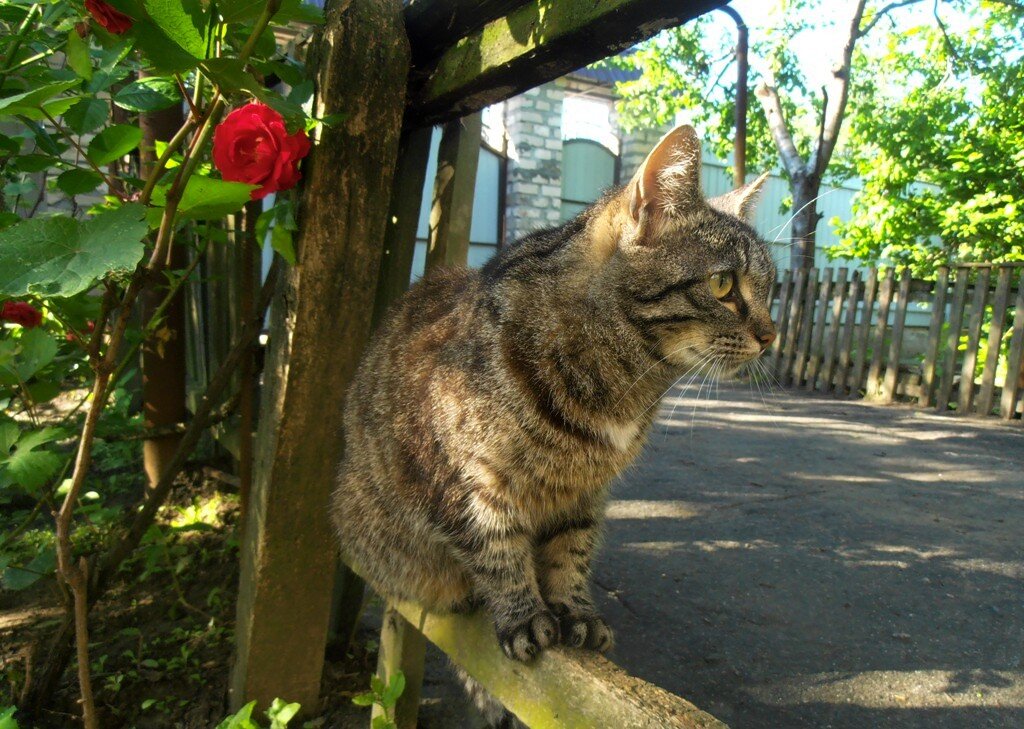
[957,268,991,414]
[999,271,1024,420]
[821,268,849,392]
[793,268,820,387]
[850,267,879,396]
[936,270,970,412]
[976,267,1013,416]
[781,267,808,384]
[770,269,793,373]
[881,269,912,404]
[918,266,949,408]
[836,272,861,396]
[866,270,895,398]
[805,269,834,391]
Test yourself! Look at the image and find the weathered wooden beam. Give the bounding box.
[391,600,728,728]
[404,0,528,65]
[374,606,428,729]
[406,0,727,127]
[426,113,483,269]
[229,0,411,712]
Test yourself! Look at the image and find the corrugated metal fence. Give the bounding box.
[767,263,1024,421]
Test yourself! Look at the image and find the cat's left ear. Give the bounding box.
[707,172,770,223]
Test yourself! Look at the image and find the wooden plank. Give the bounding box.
[804,268,834,391]
[850,267,879,396]
[426,112,483,269]
[780,267,807,383]
[976,266,1013,416]
[918,266,949,408]
[866,269,895,399]
[390,600,728,729]
[408,0,727,127]
[405,0,527,64]
[769,269,793,375]
[229,0,411,712]
[792,268,819,387]
[999,271,1024,420]
[935,269,970,413]
[881,269,912,404]
[820,267,848,393]
[957,268,990,414]
[374,605,428,729]
[835,271,861,396]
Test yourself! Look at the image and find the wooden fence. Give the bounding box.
[766,263,1024,420]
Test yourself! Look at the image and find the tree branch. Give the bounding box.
[754,78,805,179]
[858,0,925,37]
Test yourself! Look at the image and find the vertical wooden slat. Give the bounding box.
[835,271,861,396]
[957,267,990,414]
[426,112,483,270]
[918,266,949,407]
[793,268,819,387]
[850,266,879,396]
[999,270,1024,420]
[976,267,1014,415]
[935,269,970,412]
[781,267,808,383]
[770,269,793,373]
[866,269,895,398]
[373,606,428,729]
[820,267,848,393]
[881,269,912,404]
[805,268,834,391]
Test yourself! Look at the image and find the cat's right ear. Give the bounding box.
[626,124,704,241]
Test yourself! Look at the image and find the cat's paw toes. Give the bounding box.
[496,610,559,662]
[551,605,614,652]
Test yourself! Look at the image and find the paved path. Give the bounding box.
[416,382,1024,728]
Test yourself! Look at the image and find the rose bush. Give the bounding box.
[213,103,312,200]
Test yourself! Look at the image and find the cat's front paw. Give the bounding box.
[550,603,614,652]
[495,610,559,662]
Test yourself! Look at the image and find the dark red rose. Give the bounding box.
[85,0,133,34]
[1,301,43,328]
[212,102,311,200]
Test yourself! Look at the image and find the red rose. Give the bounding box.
[212,103,311,201]
[1,301,43,328]
[85,0,133,35]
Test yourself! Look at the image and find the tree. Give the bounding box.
[832,3,1024,275]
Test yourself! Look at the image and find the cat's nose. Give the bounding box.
[755,330,776,350]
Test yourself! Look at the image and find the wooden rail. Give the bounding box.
[765,264,1024,421]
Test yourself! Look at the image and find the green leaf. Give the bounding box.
[0,204,148,298]
[217,0,264,23]
[370,715,395,729]
[266,698,300,728]
[66,31,93,81]
[151,176,256,220]
[4,449,60,491]
[87,124,143,165]
[382,671,405,706]
[350,693,374,707]
[12,154,59,173]
[1,330,58,383]
[0,704,18,729]
[270,224,296,265]
[215,700,257,729]
[140,699,157,709]
[0,421,18,455]
[56,168,105,196]
[132,19,202,74]
[64,98,109,135]
[143,0,207,58]
[1,546,55,590]
[114,77,181,112]
[0,81,80,120]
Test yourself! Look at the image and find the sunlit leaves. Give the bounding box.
[87,124,143,165]
[114,76,181,112]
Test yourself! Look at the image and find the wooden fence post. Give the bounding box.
[780,267,807,383]
[804,268,833,392]
[230,0,410,711]
[977,266,1014,416]
[936,269,970,412]
[792,268,819,387]
[835,271,861,396]
[850,266,878,396]
[880,269,912,404]
[957,267,990,414]
[374,606,428,729]
[770,269,793,373]
[999,270,1024,420]
[919,266,949,408]
[866,269,895,399]
[426,113,483,269]
[820,267,848,392]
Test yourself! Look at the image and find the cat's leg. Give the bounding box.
[536,517,614,652]
[456,521,559,662]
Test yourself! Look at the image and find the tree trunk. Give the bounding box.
[789,175,822,270]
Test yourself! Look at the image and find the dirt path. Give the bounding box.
[592,382,1024,728]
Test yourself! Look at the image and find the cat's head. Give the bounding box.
[595,124,777,375]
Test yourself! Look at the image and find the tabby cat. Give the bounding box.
[332,123,776,719]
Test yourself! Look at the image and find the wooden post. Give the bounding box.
[374,606,428,729]
[820,267,848,392]
[977,266,1013,416]
[770,269,792,373]
[792,268,819,387]
[957,267,990,414]
[866,269,895,399]
[936,269,970,413]
[918,266,949,408]
[850,266,878,396]
[804,268,833,392]
[230,0,410,711]
[999,270,1024,420]
[835,271,861,396]
[426,113,483,269]
[881,269,912,404]
[780,267,806,383]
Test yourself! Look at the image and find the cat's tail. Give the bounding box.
[454,664,527,729]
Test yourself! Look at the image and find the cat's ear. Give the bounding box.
[708,172,770,223]
[627,124,704,237]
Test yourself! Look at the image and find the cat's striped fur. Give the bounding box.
[332,125,776,714]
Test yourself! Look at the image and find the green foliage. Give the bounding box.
[216,698,301,729]
[352,671,405,729]
[0,705,18,729]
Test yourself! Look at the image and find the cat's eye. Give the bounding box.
[709,272,734,299]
